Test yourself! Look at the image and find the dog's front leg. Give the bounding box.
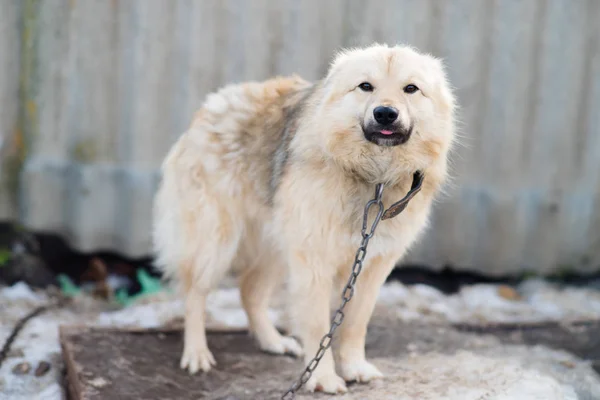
[287,259,348,394]
[336,254,395,383]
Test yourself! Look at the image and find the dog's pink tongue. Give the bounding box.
[380,130,394,135]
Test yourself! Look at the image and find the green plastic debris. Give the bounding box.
[115,269,166,306]
[57,274,81,297]
[57,268,167,307]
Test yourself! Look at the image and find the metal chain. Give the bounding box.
[281,183,385,400]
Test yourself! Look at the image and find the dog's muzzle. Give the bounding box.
[363,121,413,147]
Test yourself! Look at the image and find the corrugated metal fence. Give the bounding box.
[1,0,599,275]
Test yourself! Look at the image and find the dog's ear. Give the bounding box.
[428,56,457,117]
[323,44,376,87]
[323,47,353,87]
[323,43,393,88]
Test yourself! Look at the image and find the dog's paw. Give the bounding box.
[259,335,303,357]
[340,359,384,383]
[180,344,216,374]
[305,371,348,394]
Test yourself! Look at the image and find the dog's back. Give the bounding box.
[152,75,310,288]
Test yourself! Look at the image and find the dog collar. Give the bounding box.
[381,171,424,220]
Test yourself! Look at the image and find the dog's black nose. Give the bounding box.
[373,106,398,125]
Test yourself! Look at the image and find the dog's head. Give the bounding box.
[310,44,457,184]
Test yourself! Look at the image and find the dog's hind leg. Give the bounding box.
[179,236,240,373]
[239,254,303,357]
[177,205,243,374]
[180,282,214,374]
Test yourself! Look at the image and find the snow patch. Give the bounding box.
[1,282,43,302]
[383,350,579,400]
[378,279,600,323]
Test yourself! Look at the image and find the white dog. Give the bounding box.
[152,43,456,394]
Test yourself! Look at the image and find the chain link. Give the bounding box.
[281,183,385,400]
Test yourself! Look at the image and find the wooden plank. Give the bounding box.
[60,319,600,399]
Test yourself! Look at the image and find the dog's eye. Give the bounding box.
[403,84,419,94]
[358,82,374,92]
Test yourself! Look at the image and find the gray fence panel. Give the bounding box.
[0,0,598,275]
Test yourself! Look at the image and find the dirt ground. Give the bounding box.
[3,278,600,400]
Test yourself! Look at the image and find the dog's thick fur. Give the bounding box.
[152,44,456,394]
